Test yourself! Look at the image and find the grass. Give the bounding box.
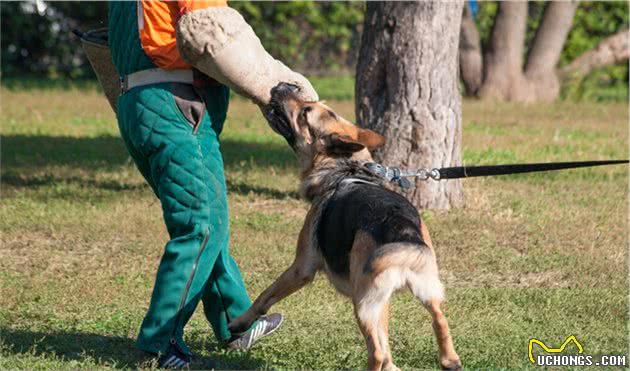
[0,85,628,370]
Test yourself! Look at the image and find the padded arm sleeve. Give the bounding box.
[176,7,318,105]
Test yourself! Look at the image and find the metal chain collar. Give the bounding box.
[364,162,440,189]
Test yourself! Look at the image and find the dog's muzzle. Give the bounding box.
[264,83,301,148]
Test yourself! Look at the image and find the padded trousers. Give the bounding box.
[116,82,251,355]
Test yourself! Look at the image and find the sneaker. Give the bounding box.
[226,313,284,351]
[157,346,191,369]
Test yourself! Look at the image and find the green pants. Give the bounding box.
[116,82,251,356]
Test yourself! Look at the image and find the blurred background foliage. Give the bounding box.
[231,1,364,74]
[1,2,108,79]
[475,1,628,101]
[1,1,627,100]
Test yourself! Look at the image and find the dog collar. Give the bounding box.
[364,162,412,189]
[337,177,378,189]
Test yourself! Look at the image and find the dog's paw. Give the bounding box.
[440,356,462,371]
[382,363,401,371]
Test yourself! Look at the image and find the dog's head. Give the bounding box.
[263,83,385,171]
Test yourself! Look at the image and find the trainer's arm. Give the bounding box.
[175,5,318,105]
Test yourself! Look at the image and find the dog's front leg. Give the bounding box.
[229,261,316,333]
[229,221,321,334]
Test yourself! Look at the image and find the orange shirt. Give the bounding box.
[138,0,227,70]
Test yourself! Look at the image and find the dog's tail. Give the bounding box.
[366,242,432,275]
[366,242,444,304]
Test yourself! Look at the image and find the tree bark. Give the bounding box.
[560,29,630,79]
[459,2,483,96]
[356,1,464,210]
[477,1,528,101]
[524,1,578,101]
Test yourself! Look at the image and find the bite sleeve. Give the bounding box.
[176,7,318,105]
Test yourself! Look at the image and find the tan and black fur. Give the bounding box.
[228,83,461,371]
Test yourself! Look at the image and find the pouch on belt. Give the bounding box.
[76,28,120,112]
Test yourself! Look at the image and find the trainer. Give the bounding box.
[108,1,317,368]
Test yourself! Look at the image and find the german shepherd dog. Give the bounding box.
[228,83,461,371]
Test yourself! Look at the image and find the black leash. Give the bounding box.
[365,160,629,189]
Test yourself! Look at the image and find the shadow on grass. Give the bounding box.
[2,173,297,201]
[0,328,264,370]
[226,179,299,200]
[1,135,294,170]
[1,134,297,199]
[220,138,296,170]
[1,174,148,192]
[1,135,129,170]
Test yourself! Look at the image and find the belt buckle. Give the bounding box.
[119,76,127,94]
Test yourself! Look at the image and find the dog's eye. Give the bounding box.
[300,106,313,118]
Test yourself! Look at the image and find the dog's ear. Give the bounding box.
[326,134,366,155]
[357,128,386,150]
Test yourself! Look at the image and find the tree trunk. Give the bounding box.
[561,29,630,79]
[466,1,621,103]
[476,1,528,101]
[356,1,464,210]
[459,2,483,96]
[524,1,578,101]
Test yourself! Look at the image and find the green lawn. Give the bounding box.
[1,86,628,370]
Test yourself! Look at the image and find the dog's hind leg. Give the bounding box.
[350,232,399,371]
[353,287,391,371]
[424,299,461,370]
[377,302,399,371]
[408,268,461,370]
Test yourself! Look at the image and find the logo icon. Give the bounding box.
[528,335,584,364]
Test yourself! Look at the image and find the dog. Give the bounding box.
[228,83,461,371]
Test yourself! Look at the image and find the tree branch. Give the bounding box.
[561,29,630,79]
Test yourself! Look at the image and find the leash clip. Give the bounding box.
[389,167,412,189]
[416,169,429,180]
[413,168,441,180]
